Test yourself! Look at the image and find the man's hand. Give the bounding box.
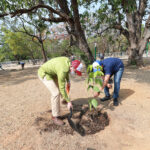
[102,74,110,89]
[94,92,100,98]
[67,102,73,110]
[107,83,112,89]
[66,82,70,94]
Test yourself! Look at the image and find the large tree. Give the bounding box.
[2,27,41,61]
[95,0,150,66]
[14,17,48,62]
[0,0,95,63]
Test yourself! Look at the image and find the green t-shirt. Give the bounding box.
[38,57,70,102]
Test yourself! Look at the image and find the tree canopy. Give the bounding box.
[0,0,150,66]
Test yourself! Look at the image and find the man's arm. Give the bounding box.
[101,74,110,90]
[94,74,110,97]
[66,72,70,94]
[58,72,70,102]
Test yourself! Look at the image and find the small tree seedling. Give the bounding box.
[86,64,104,110]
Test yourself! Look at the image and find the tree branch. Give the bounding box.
[97,27,111,36]
[145,15,150,28]
[71,0,82,31]
[42,17,66,22]
[113,24,129,38]
[139,0,147,16]
[12,18,40,43]
[0,4,71,20]
[19,17,40,31]
[56,0,71,15]
[0,13,9,18]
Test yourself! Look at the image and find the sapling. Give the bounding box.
[86,64,104,110]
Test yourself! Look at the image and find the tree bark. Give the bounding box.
[111,0,150,67]
[126,12,150,67]
[40,41,47,62]
[70,0,94,63]
[28,49,36,65]
[56,0,94,63]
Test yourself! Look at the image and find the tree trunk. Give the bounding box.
[127,47,144,66]
[68,22,94,63]
[114,1,150,67]
[40,41,47,62]
[69,0,94,64]
[77,31,94,63]
[126,12,145,67]
[127,14,150,67]
[29,50,36,65]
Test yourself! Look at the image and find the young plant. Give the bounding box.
[86,64,104,110]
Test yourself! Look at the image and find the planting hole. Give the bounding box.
[34,105,109,136]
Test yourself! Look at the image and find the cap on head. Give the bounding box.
[92,61,101,72]
[99,53,104,60]
[71,60,82,76]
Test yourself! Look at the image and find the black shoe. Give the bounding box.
[100,96,111,102]
[113,98,119,106]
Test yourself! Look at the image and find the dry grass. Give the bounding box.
[0,61,150,150]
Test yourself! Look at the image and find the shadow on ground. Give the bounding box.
[99,88,135,111]
[72,88,134,111]
[0,67,39,86]
[123,66,150,85]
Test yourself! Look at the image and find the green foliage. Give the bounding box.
[91,99,98,108]
[93,86,100,92]
[1,27,41,61]
[87,85,93,91]
[88,98,98,110]
[86,64,103,110]
[80,53,91,68]
[87,64,93,72]
[95,78,103,86]
[0,44,14,61]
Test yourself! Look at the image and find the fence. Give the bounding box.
[0,59,44,70]
[97,51,150,60]
[0,51,149,70]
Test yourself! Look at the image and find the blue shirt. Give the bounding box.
[101,58,124,76]
[20,62,25,65]
[93,58,124,75]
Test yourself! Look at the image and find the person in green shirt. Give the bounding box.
[38,57,83,126]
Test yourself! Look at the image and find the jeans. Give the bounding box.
[104,68,124,99]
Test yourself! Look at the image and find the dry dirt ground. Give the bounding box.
[0,60,150,150]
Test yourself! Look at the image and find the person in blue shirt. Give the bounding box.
[18,61,25,70]
[0,63,5,70]
[93,57,124,106]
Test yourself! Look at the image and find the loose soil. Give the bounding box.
[0,58,150,150]
[34,105,109,136]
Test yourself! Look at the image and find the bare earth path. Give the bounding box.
[0,64,150,150]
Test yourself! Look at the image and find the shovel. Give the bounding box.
[67,108,85,136]
[66,86,85,136]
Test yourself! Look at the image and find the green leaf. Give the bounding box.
[93,71,104,78]
[88,72,94,78]
[91,99,98,108]
[86,78,94,84]
[93,86,100,92]
[87,85,93,91]
[95,78,103,86]
[87,65,93,73]
[93,71,98,78]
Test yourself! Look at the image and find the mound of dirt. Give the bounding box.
[80,109,109,135]
[34,105,109,136]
